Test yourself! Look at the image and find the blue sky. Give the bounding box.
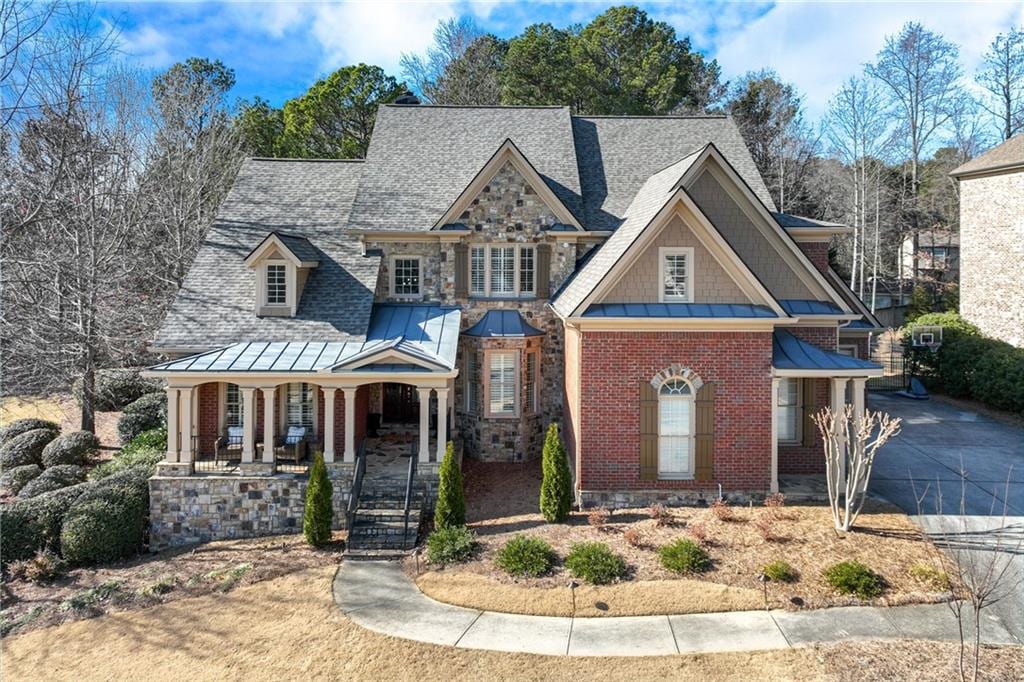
[100,1,1023,121]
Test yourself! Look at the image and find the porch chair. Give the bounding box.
[214,426,245,462]
[274,425,309,463]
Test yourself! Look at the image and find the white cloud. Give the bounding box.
[116,23,175,69]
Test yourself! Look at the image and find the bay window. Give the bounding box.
[487,351,517,416]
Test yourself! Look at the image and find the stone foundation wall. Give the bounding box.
[580,487,764,510]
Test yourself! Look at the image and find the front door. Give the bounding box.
[383,383,419,423]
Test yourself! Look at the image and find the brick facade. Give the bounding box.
[795,241,830,275]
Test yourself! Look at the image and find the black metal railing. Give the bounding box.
[346,441,367,532]
[190,436,311,475]
[402,440,418,548]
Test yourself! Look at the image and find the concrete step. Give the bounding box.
[343,547,409,559]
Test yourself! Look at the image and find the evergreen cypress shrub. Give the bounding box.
[0,418,59,445]
[41,431,99,467]
[0,428,58,468]
[762,560,797,583]
[539,422,572,523]
[303,452,333,546]
[433,440,465,530]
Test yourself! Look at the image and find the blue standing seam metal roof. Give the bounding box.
[581,303,779,318]
[462,310,545,337]
[844,319,875,329]
[779,299,845,315]
[149,304,462,373]
[772,330,882,372]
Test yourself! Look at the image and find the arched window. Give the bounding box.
[658,377,695,477]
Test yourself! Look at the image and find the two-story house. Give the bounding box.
[144,104,881,550]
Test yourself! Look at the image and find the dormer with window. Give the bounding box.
[244,232,320,317]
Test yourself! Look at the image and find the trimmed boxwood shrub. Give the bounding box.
[0,418,59,445]
[20,464,87,498]
[117,392,167,444]
[18,477,65,499]
[0,428,58,468]
[564,542,626,585]
[0,482,92,567]
[495,535,556,577]
[73,369,162,412]
[762,560,797,583]
[0,464,42,495]
[657,538,710,574]
[426,525,476,565]
[41,431,99,468]
[823,560,885,599]
[60,468,150,565]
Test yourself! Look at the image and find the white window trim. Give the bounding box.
[256,259,297,315]
[658,246,695,303]
[837,344,859,358]
[464,352,480,415]
[776,377,802,446]
[525,349,540,414]
[389,255,423,300]
[657,377,696,480]
[469,244,537,299]
[281,382,318,436]
[483,349,520,418]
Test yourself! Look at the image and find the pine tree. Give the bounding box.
[433,441,465,530]
[539,422,572,522]
[303,452,333,546]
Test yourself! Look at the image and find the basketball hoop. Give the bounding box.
[910,325,943,352]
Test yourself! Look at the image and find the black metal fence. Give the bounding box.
[868,346,909,392]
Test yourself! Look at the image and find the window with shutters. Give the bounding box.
[658,378,695,477]
[659,247,694,303]
[486,351,517,417]
[465,352,480,415]
[468,244,536,298]
[776,378,801,443]
[286,382,314,430]
[225,383,243,428]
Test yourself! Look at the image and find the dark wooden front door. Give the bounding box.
[383,383,419,423]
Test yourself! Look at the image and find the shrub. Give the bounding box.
[303,452,333,547]
[6,483,93,559]
[73,369,162,412]
[762,560,797,582]
[17,477,64,499]
[433,441,465,530]
[587,506,610,528]
[564,542,626,585]
[0,418,59,445]
[539,423,572,523]
[41,431,100,467]
[426,525,476,565]
[763,492,786,513]
[686,521,709,545]
[0,504,44,567]
[648,503,671,527]
[20,465,88,498]
[623,526,644,548]
[495,535,555,577]
[909,563,950,590]
[122,427,167,455]
[823,560,885,599]
[752,512,779,542]
[91,428,165,480]
[0,428,58,468]
[6,551,65,583]
[60,469,149,565]
[0,464,42,495]
[709,498,734,522]
[970,342,1024,414]
[117,392,167,444]
[657,538,710,575]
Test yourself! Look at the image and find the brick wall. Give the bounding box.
[795,241,830,275]
[777,377,828,475]
[197,382,219,456]
[577,331,774,496]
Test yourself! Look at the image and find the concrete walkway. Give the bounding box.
[333,561,1021,657]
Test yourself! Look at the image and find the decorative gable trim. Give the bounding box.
[244,232,320,269]
[432,138,583,231]
[244,232,320,318]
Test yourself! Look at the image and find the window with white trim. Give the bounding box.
[391,256,421,298]
[465,352,480,415]
[469,244,536,298]
[658,378,694,477]
[266,264,287,305]
[225,383,243,428]
[659,247,693,302]
[488,352,517,416]
[286,382,314,429]
[776,378,800,443]
[525,350,538,413]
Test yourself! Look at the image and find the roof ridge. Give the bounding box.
[247,157,366,163]
[383,104,568,110]
[573,114,729,120]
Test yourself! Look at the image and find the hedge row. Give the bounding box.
[117,392,166,444]
[904,312,1024,415]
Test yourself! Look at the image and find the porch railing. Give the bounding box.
[402,439,418,548]
[190,436,312,475]
[345,441,367,532]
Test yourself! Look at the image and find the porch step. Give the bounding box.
[343,548,410,559]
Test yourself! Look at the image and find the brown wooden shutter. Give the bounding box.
[454,243,468,298]
[536,243,552,299]
[801,378,816,447]
[694,382,715,481]
[639,382,658,481]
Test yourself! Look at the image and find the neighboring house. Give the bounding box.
[951,134,1024,348]
[899,230,960,283]
[144,104,881,549]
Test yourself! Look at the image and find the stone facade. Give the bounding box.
[958,171,1024,347]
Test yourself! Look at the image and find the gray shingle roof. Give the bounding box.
[951,133,1024,177]
[152,159,381,350]
[572,115,775,230]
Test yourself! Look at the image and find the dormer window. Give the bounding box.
[391,256,422,299]
[266,264,287,305]
[244,232,320,318]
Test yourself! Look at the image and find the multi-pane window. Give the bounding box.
[660,247,693,302]
[525,351,538,413]
[465,353,480,415]
[267,264,287,304]
[658,379,693,477]
[225,383,243,428]
[776,378,800,443]
[392,257,421,298]
[286,382,314,429]
[488,352,516,416]
[469,244,536,298]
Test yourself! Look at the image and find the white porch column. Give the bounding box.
[343,387,357,463]
[852,377,868,493]
[323,388,336,463]
[261,387,275,464]
[178,386,195,464]
[240,387,257,463]
[435,388,449,462]
[417,387,432,464]
[770,377,780,494]
[830,378,850,485]
[165,387,180,462]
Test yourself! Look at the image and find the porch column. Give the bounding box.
[830,378,850,485]
[240,387,257,463]
[261,386,275,464]
[770,377,780,494]
[322,388,336,463]
[435,388,449,462]
[417,387,432,464]
[343,387,357,463]
[165,387,180,462]
[851,377,868,493]
[178,386,195,464]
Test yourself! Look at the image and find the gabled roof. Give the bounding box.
[826,268,884,331]
[773,330,882,376]
[244,232,320,268]
[773,213,850,233]
[152,159,380,351]
[463,310,545,337]
[951,134,1024,178]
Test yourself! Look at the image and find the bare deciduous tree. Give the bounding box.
[976,26,1024,141]
[0,0,60,132]
[400,17,483,104]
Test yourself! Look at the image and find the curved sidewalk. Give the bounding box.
[333,561,1021,657]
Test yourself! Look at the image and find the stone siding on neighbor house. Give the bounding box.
[959,171,1024,348]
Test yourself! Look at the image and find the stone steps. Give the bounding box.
[345,471,427,555]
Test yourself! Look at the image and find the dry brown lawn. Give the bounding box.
[4,565,1021,682]
[0,394,121,452]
